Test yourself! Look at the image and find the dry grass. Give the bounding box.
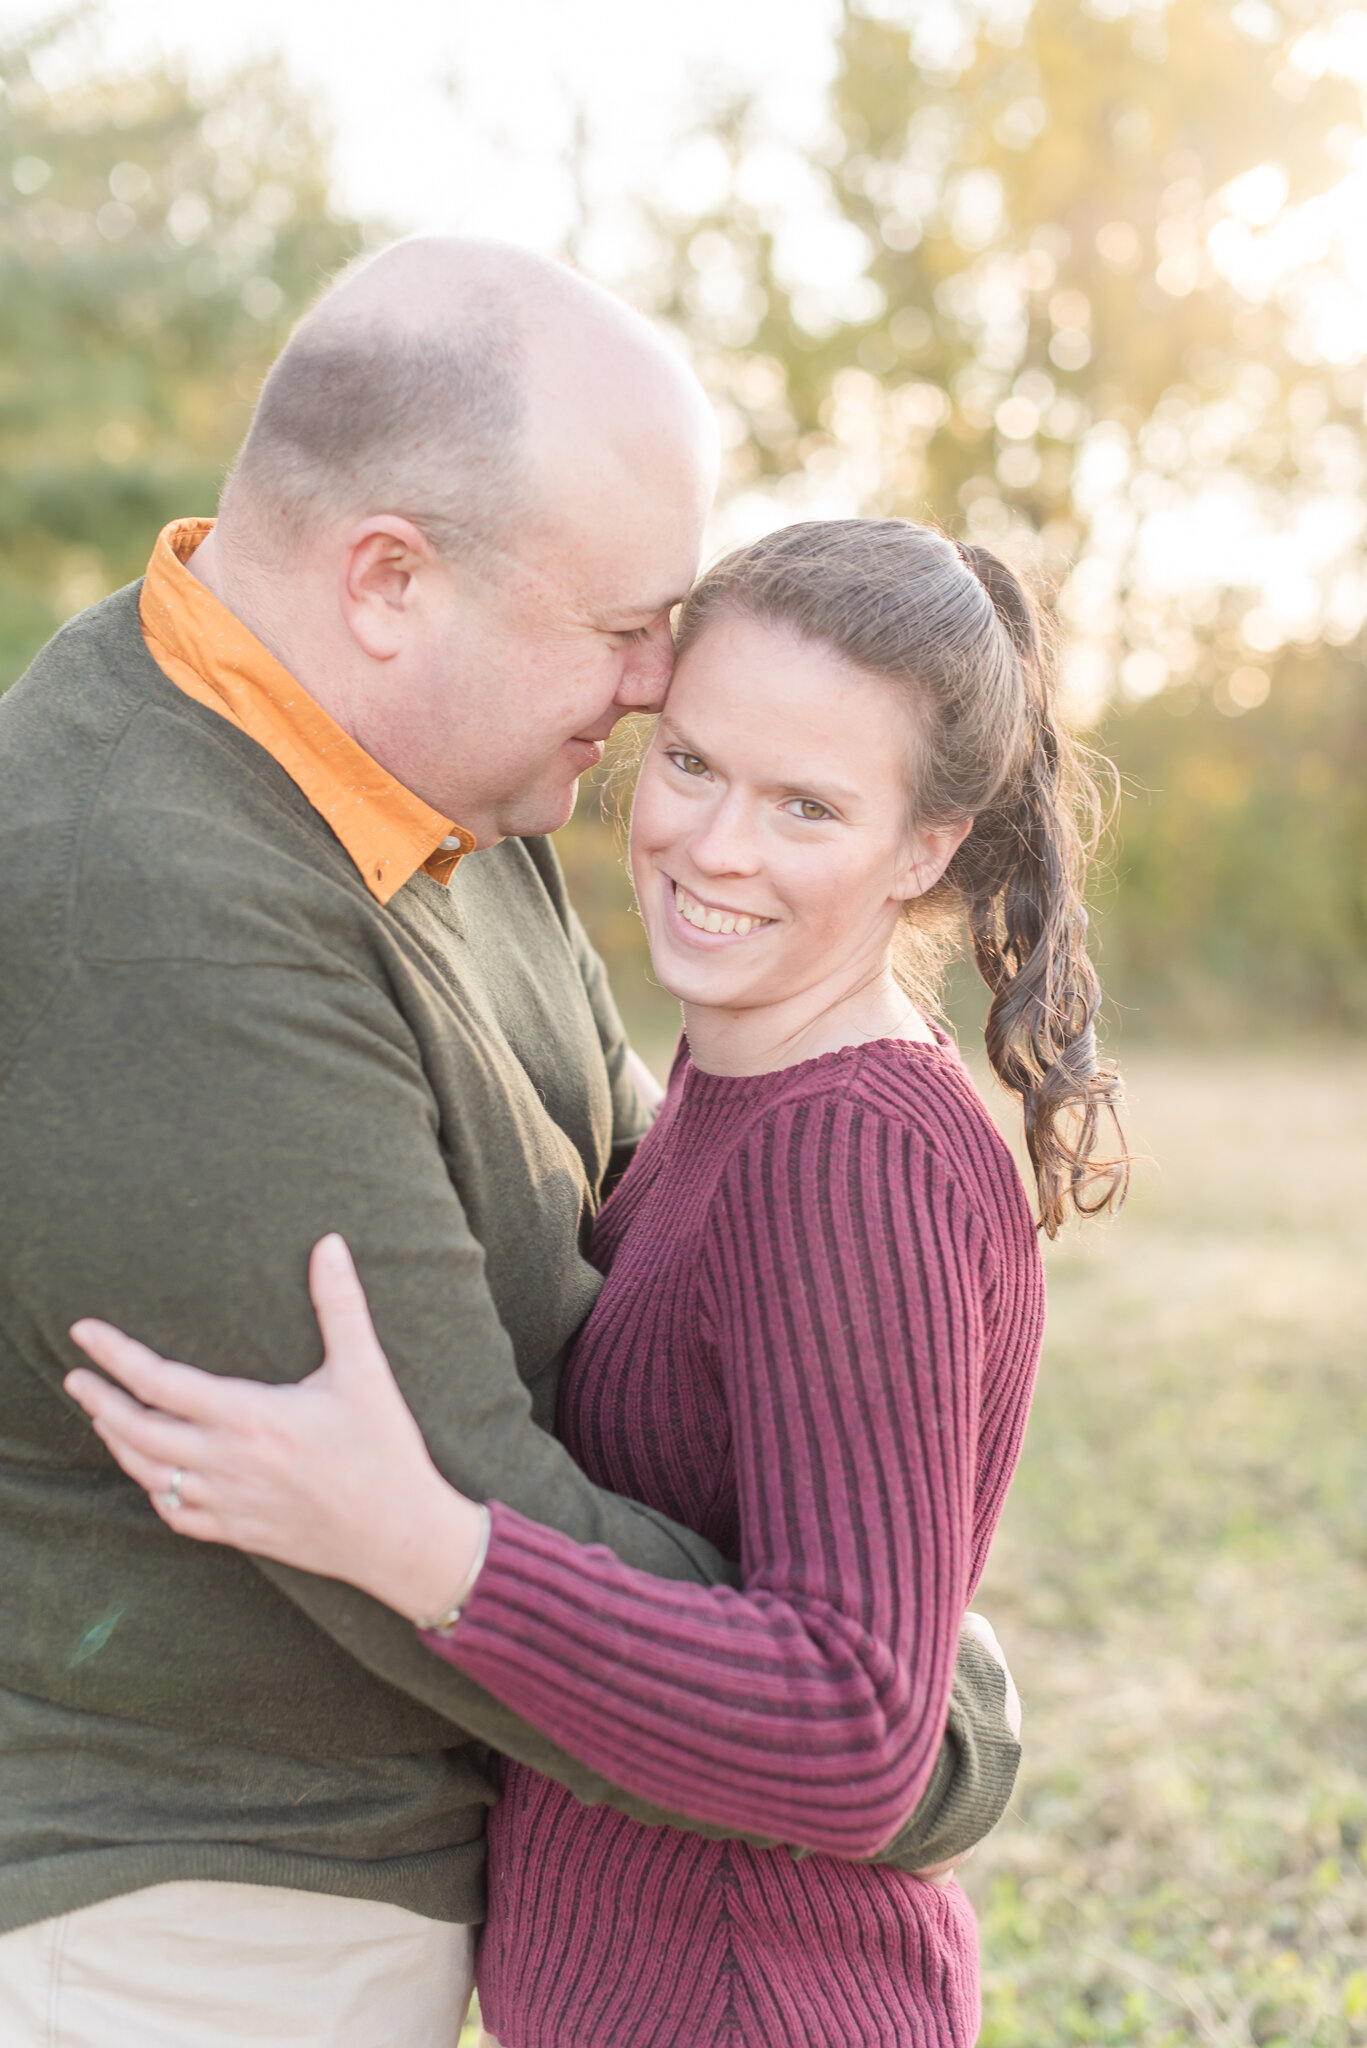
[963,1047,1367,2047]
[463,1046,1367,2045]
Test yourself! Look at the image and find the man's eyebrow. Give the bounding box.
[604,591,691,625]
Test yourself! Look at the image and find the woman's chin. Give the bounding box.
[646,939,751,1012]
[649,961,712,1007]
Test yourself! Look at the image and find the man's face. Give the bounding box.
[381,427,715,847]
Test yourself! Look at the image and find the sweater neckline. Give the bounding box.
[676,1025,957,1102]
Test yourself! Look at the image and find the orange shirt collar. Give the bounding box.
[139,519,474,904]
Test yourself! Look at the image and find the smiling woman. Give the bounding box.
[660,518,1127,1226]
[630,614,964,1065]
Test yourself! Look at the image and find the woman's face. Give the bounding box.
[630,613,946,1019]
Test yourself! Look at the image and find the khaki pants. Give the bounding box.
[0,1880,475,2047]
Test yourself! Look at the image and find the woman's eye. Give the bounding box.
[667,750,709,777]
[785,798,833,822]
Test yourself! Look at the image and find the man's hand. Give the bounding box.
[65,1234,489,1626]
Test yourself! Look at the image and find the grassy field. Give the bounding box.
[463,1044,1367,2046]
[963,1047,1367,2047]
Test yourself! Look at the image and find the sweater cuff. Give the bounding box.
[416,1500,571,1666]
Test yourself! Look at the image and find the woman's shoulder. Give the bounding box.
[842,1035,1008,1144]
[696,1037,1037,1247]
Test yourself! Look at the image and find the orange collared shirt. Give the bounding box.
[139,519,474,904]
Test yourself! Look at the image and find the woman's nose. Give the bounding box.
[687,798,760,876]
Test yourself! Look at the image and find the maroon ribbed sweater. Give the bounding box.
[427,1036,1044,2047]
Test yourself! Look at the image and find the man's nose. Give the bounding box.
[614,620,676,713]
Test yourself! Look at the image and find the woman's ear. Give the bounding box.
[337,517,434,660]
[897,817,974,903]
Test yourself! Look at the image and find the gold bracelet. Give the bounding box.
[414,1506,493,1633]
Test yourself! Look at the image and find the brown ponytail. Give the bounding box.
[675,518,1128,1235]
[950,542,1127,1234]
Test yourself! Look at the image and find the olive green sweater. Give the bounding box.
[0,587,1019,1936]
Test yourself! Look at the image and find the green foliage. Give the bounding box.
[1098,649,1367,1030]
[0,14,364,684]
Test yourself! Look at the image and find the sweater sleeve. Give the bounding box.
[3,937,736,1766]
[432,1094,986,1859]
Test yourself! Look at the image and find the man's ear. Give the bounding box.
[337,517,436,660]
[896,817,974,903]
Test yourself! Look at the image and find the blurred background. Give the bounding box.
[2,0,1364,2039]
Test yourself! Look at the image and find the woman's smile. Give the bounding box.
[667,878,777,942]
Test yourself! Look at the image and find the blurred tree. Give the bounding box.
[591,0,1367,1034]
[647,0,1364,683]
[0,10,365,685]
[1098,644,1367,1028]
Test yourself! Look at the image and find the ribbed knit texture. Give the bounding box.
[428,1036,1045,2046]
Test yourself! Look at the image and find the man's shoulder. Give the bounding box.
[2,582,277,844]
[0,583,152,781]
[0,588,381,1023]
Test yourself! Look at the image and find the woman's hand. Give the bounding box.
[65,1233,487,1626]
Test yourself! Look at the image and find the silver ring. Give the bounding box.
[163,1468,185,1512]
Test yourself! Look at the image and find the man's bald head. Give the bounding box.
[219,237,711,573]
[195,238,718,845]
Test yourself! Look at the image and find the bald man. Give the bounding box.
[0,240,1020,2045]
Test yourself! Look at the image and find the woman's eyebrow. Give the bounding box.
[773,771,861,810]
[658,712,863,803]
[660,733,860,812]
[658,716,704,752]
